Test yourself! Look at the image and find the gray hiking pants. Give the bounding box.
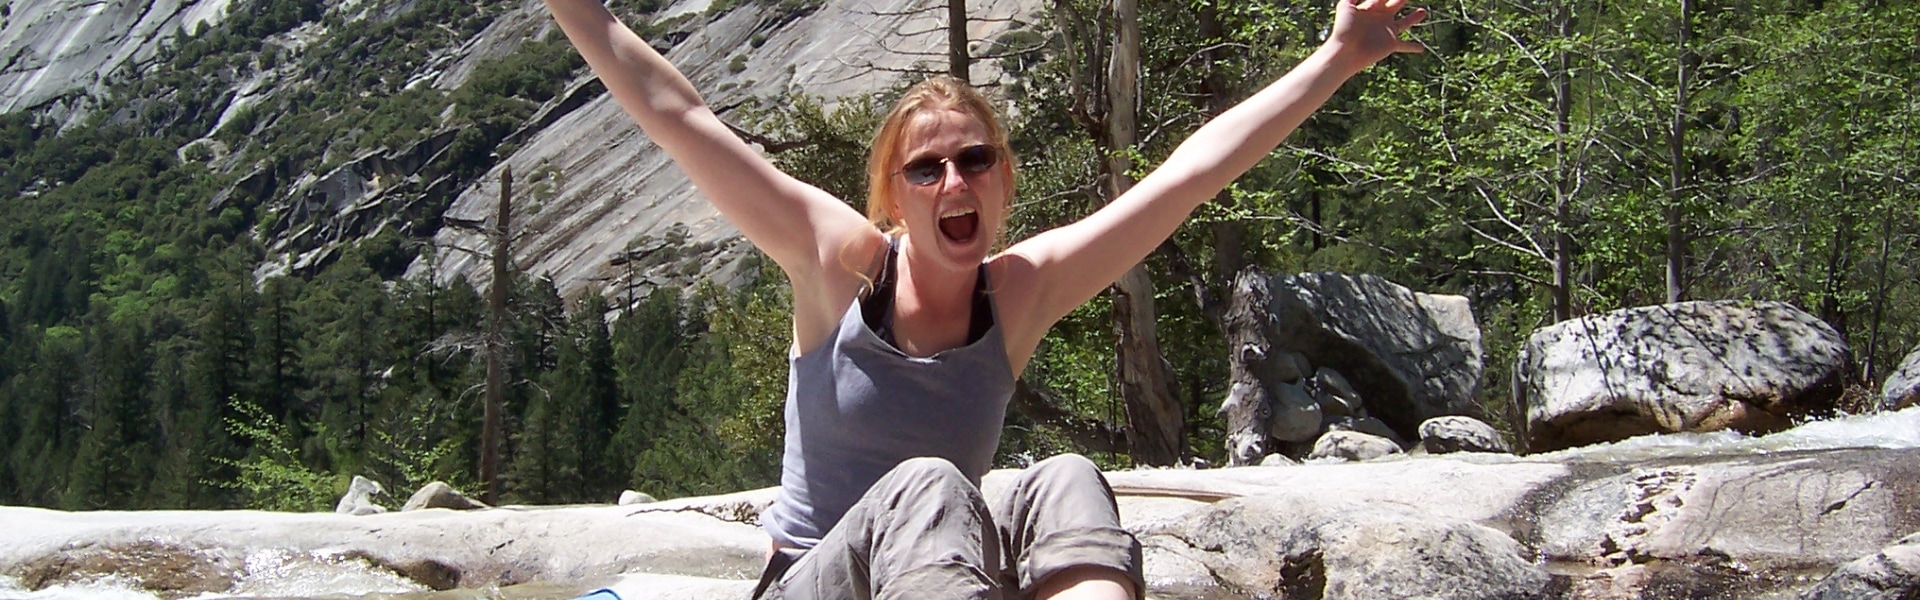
[755,453,1144,600]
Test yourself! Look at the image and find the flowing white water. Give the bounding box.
[1538,405,1920,463]
[0,549,428,600]
[199,549,428,598]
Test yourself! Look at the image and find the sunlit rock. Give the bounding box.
[3,410,1916,599]
[335,475,387,516]
[1419,415,1511,454]
[1800,531,1920,600]
[401,481,487,512]
[0,0,233,120]
[1884,344,1920,412]
[1306,430,1403,462]
[1219,270,1484,466]
[1518,300,1851,452]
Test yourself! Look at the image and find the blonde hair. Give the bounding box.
[862,76,1016,234]
[841,77,1016,295]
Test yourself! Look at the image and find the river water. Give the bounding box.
[6,407,1916,600]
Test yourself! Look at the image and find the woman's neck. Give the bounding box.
[889,235,979,357]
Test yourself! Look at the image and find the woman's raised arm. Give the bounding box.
[542,0,874,284]
[999,0,1426,336]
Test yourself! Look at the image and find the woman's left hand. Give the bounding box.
[1323,0,1428,73]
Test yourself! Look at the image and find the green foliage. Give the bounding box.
[214,400,338,512]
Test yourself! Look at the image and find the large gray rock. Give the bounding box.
[6,413,1917,599]
[1420,415,1512,454]
[1306,430,1403,462]
[0,489,775,595]
[401,481,488,512]
[1800,531,1920,600]
[335,475,387,516]
[1219,270,1482,465]
[1884,344,1920,412]
[1155,497,1549,600]
[1518,300,1851,452]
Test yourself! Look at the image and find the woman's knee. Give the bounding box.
[891,456,969,484]
[878,457,982,507]
[1025,453,1103,486]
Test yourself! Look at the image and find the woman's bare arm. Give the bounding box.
[543,0,879,345]
[999,0,1426,342]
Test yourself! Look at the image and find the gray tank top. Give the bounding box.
[760,245,1014,549]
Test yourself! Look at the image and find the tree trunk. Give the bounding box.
[947,0,970,81]
[482,167,512,504]
[1551,0,1574,322]
[1665,0,1693,304]
[1106,0,1183,466]
[1864,199,1895,387]
[1198,0,1245,285]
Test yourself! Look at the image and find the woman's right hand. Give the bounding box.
[1321,0,1427,75]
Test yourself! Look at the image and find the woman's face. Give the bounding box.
[890,108,1010,272]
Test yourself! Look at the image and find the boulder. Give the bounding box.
[335,475,387,516]
[1155,496,1550,599]
[1322,415,1404,447]
[1799,531,1920,600]
[1306,430,1403,462]
[1420,415,1512,454]
[1258,453,1299,467]
[619,491,659,505]
[1219,270,1483,466]
[401,482,488,512]
[1884,344,1920,412]
[1313,367,1366,418]
[1518,300,1851,452]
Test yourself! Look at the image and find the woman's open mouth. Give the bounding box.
[938,207,979,244]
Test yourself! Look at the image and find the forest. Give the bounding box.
[0,0,1913,511]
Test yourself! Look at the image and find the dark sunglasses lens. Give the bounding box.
[957,146,997,172]
[902,159,943,185]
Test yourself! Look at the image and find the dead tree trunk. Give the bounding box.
[481,167,512,504]
[947,0,970,81]
[1106,0,1183,466]
[1551,0,1576,322]
[1665,0,1693,303]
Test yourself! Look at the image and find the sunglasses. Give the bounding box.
[899,145,1000,187]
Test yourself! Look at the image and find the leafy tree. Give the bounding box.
[215,400,338,512]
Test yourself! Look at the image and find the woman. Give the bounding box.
[543,0,1425,597]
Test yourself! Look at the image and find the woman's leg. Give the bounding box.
[764,457,1003,600]
[992,454,1145,600]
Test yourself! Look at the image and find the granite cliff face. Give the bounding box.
[1,0,1040,301]
[412,0,1038,301]
[0,0,233,122]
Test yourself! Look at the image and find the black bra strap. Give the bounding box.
[861,237,995,349]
